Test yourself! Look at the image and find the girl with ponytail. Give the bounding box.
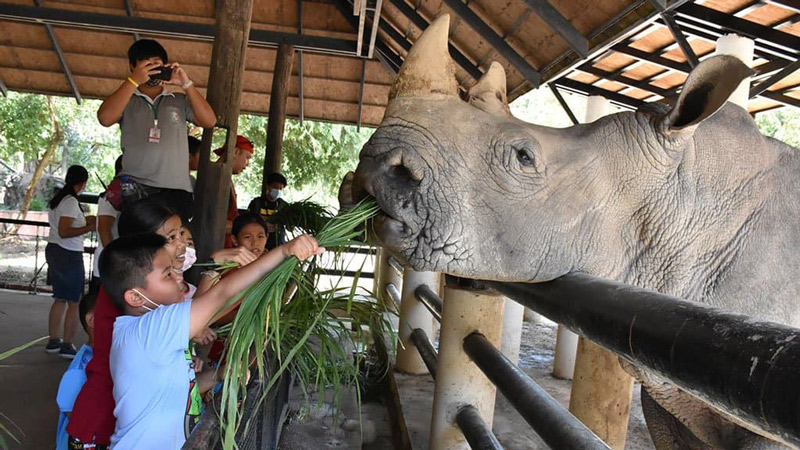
[45,165,97,359]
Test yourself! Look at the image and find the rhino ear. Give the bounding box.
[664,55,754,133]
[468,62,510,116]
[389,15,459,101]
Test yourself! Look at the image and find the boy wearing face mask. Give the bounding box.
[247,172,288,251]
[96,39,216,222]
[101,232,323,449]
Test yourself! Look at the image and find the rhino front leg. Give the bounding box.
[641,386,711,450]
[642,384,790,450]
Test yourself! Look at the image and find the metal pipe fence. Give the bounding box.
[489,274,800,446]
[463,332,609,450]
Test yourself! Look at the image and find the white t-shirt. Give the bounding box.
[110,300,201,449]
[47,196,86,252]
[92,196,120,278]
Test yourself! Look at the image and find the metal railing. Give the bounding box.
[463,332,609,450]
[489,274,800,446]
[0,215,375,293]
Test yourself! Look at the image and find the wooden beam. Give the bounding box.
[357,58,366,131]
[521,0,588,57]
[297,0,304,125]
[367,0,384,58]
[0,3,357,57]
[332,0,403,74]
[193,0,254,261]
[263,43,294,195]
[441,0,541,87]
[386,0,483,80]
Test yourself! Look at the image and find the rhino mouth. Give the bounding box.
[353,167,419,255]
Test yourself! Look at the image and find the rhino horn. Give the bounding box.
[666,54,754,132]
[389,14,459,101]
[468,62,511,116]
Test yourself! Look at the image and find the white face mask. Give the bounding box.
[269,189,281,200]
[178,247,197,273]
[132,288,162,312]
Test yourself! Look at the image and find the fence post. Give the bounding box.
[374,247,402,310]
[568,338,634,449]
[500,298,524,365]
[396,269,440,374]
[553,325,578,379]
[429,286,504,450]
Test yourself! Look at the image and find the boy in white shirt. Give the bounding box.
[99,232,322,448]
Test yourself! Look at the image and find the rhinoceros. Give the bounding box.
[341,14,800,450]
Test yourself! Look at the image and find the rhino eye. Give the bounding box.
[516,147,535,167]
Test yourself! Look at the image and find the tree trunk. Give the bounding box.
[17,97,62,222]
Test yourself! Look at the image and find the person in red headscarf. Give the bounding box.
[213,135,254,248]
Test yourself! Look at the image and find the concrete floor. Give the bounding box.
[0,289,88,450]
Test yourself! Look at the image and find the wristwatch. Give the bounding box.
[182,79,194,90]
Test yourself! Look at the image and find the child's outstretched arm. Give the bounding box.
[189,234,324,338]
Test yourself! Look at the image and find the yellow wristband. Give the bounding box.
[126,77,139,88]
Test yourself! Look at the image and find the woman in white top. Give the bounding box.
[45,165,96,359]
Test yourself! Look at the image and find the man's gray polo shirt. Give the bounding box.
[119,89,195,192]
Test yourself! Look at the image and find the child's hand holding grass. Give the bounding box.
[281,235,325,261]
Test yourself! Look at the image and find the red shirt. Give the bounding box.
[66,286,120,444]
[224,185,238,249]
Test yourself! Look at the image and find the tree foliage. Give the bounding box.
[0,93,120,210]
[756,108,800,148]
[233,116,373,208]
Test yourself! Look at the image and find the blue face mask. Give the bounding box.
[269,189,282,200]
[133,288,162,312]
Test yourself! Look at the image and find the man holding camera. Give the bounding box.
[97,39,216,221]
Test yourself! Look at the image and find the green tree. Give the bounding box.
[756,108,800,148]
[233,116,373,208]
[0,93,119,214]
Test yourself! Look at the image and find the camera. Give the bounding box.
[150,65,173,81]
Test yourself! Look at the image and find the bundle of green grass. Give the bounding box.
[214,199,390,449]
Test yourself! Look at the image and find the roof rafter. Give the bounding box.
[553,77,645,110]
[521,0,588,58]
[32,0,81,104]
[385,0,483,80]
[0,2,359,56]
[441,0,540,87]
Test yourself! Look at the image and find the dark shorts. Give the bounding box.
[142,187,195,224]
[45,243,85,303]
[67,435,108,450]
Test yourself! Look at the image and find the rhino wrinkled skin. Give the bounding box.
[343,15,800,450]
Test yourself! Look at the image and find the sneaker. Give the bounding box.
[45,338,62,353]
[59,343,77,359]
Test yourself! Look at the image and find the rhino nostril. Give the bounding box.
[389,164,420,185]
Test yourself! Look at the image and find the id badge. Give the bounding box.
[148,126,161,144]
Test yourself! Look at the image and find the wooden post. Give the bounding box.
[262,44,294,197]
[192,0,254,261]
[568,338,634,449]
[429,286,505,450]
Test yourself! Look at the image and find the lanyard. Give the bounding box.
[140,94,165,127]
[150,97,164,128]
